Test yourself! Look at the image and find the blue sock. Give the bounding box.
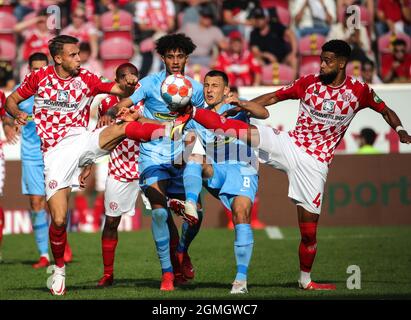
[31,210,49,256]
[183,161,203,204]
[151,208,172,274]
[234,223,254,281]
[177,209,203,253]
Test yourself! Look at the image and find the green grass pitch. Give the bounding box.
[1,226,410,299]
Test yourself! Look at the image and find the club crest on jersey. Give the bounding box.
[109,202,118,211]
[342,92,352,102]
[57,90,69,102]
[72,80,82,90]
[322,99,335,113]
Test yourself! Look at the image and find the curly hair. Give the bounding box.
[155,33,197,56]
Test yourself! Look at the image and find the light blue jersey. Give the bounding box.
[18,95,43,165]
[130,70,204,173]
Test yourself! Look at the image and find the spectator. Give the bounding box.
[79,42,103,77]
[61,6,99,59]
[15,8,55,61]
[174,0,216,26]
[359,59,382,84]
[356,128,381,154]
[291,0,336,38]
[214,31,262,86]
[327,11,373,62]
[221,0,260,37]
[376,0,411,37]
[134,0,176,78]
[14,0,64,21]
[179,5,226,67]
[0,61,15,92]
[250,7,298,78]
[381,39,411,83]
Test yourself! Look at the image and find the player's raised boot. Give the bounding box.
[230,280,248,294]
[298,280,336,290]
[160,272,175,291]
[32,256,50,269]
[49,265,66,296]
[97,274,114,287]
[168,199,198,226]
[64,242,72,263]
[176,251,195,280]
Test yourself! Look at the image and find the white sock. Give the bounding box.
[299,271,311,287]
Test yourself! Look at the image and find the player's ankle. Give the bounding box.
[299,270,311,287]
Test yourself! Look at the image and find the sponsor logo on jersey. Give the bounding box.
[373,91,382,103]
[154,112,178,120]
[57,90,69,102]
[322,99,335,113]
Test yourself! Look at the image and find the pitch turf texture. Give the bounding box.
[1,226,410,299]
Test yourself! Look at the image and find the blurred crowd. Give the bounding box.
[0,0,411,92]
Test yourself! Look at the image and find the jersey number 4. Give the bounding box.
[313,193,322,208]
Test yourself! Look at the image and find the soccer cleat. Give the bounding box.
[176,251,195,280]
[32,256,50,269]
[49,265,66,296]
[64,243,72,263]
[97,274,114,287]
[298,280,336,290]
[230,280,248,294]
[160,272,175,291]
[168,199,198,226]
[251,219,266,230]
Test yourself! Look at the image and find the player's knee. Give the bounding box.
[30,197,45,212]
[52,216,67,228]
[152,208,168,224]
[104,216,121,231]
[235,245,247,258]
[300,227,317,245]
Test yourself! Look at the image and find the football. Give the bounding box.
[160,74,193,112]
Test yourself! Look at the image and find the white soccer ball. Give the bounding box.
[160,74,193,112]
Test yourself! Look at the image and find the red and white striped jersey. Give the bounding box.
[98,95,143,182]
[276,74,387,164]
[17,66,115,153]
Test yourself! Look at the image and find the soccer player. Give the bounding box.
[17,52,74,268]
[114,33,204,291]
[5,35,176,295]
[170,70,268,293]
[179,40,411,290]
[95,63,149,287]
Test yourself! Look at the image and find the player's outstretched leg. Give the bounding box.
[31,209,50,268]
[167,210,185,285]
[297,207,336,290]
[97,216,121,287]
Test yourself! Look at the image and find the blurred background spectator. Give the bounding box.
[79,42,103,77]
[376,0,411,37]
[359,59,382,83]
[221,0,259,37]
[356,128,381,154]
[381,39,411,82]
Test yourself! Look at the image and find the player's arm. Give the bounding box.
[224,93,269,119]
[380,106,411,144]
[5,91,30,125]
[1,115,20,144]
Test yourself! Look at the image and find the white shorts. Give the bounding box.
[95,156,109,192]
[256,125,328,214]
[104,175,152,217]
[44,128,108,201]
[0,155,4,196]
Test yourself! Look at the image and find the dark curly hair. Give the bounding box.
[155,33,196,56]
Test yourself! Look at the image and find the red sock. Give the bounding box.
[102,238,118,276]
[75,194,88,225]
[193,108,249,139]
[125,121,165,142]
[0,207,4,246]
[49,224,67,268]
[93,194,104,230]
[298,222,318,272]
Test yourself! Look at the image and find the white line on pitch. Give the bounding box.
[265,226,284,239]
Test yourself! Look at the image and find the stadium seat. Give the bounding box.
[276,6,290,26]
[0,11,16,43]
[0,5,13,14]
[261,63,294,85]
[185,64,210,83]
[346,60,362,78]
[100,38,134,60]
[100,9,133,40]
[102,60,129,80]
[299,61,320,76]
[299,34,325,66]
[0,39,16,62]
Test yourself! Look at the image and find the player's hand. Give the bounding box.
[78,165,92,189]
[117,107,141,122]
[221,106,242,118]
[15,111,28,126]
[125,73,138,88]
[224,92,241,106]
[97,115,114,128]
[398,130,411,144]
[3,123,20,145]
